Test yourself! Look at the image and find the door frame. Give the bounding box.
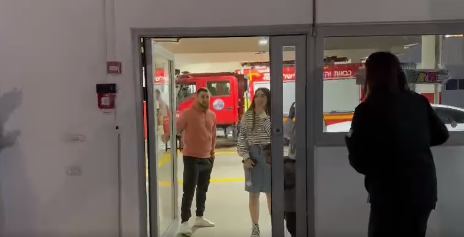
[153,40,179,235]
[144,38,180,237]
[269,35,311,237]
[131,25,313,237]
[143,38,161,237]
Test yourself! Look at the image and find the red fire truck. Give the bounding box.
[144,63,366,140]
[236,63,365,125]
[174,64,367,138]
[176,72,248,138]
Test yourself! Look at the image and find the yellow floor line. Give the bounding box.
[156,178,245,186]
[145,150,239,177]
[216,151,237,155]
[157,151,237,168]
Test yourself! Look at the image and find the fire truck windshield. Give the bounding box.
[176,83,197,108]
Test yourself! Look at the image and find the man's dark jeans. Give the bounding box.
[180,156,214,223]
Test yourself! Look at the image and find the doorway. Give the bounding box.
[138,32,311,237]
[142,38,178,237]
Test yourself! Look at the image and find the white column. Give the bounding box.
[420,36,440,103]
[421,36,438,69]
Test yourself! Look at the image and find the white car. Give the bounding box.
[326,104,464,133]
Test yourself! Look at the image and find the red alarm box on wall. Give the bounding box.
[96,84,117,109]
[98,93,116,109]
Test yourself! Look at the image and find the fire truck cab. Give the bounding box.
[176,72,248,138]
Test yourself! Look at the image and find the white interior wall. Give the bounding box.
[0,1,118,236]
[1,0,464,237]
[115,0,312,29]
[317,0,464,23]
[0,0,314,236]
[315,146,464,236]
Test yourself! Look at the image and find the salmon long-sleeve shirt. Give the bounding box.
[174,102,217,158]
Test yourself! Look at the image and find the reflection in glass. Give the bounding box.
[323,35,464,133]
[154,55,175,235]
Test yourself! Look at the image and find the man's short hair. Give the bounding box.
[197,88,209,95]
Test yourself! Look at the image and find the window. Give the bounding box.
[435,107,464,123]
[177,83,196,104]
[207,81,231,96]
[459,79,464,90]
[446,79,458,90]
[322,34,458,133]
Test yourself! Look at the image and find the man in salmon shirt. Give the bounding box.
[162,88,217,236]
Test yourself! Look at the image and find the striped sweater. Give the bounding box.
[237,110,271,160]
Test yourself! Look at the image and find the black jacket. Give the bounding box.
[345,90,449,207]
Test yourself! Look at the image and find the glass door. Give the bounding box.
[269,35,308,237]
[145,38,178,237]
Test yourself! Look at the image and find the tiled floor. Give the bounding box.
[152,149,292,237]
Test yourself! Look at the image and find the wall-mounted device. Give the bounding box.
[96,83,117,110]
[107,61,122,74]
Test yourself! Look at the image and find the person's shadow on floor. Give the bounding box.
[173,226,206,237]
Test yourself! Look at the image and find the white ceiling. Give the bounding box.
[156,36,421,54]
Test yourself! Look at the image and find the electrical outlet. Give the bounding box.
[67,166,82,176]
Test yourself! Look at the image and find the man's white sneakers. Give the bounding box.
[177,222,192,236]
[194,217,215,227]
[177,217,214,236]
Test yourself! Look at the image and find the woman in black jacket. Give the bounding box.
[345,52,449,237]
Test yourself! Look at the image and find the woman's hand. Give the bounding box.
[161,134,170,143]
[263,144,271,164]
[243,158,255,169]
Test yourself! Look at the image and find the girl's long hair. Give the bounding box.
[363,51,410,99]
[248,88,271,131]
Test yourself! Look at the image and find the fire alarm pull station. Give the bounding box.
[107,61,122,74]
[96,83,117,110]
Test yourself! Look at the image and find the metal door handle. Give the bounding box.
[226,107,233,111]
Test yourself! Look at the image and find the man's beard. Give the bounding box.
[199,101,209,110]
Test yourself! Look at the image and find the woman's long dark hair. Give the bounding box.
[362,52,410,98]
[248,88,271,131]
